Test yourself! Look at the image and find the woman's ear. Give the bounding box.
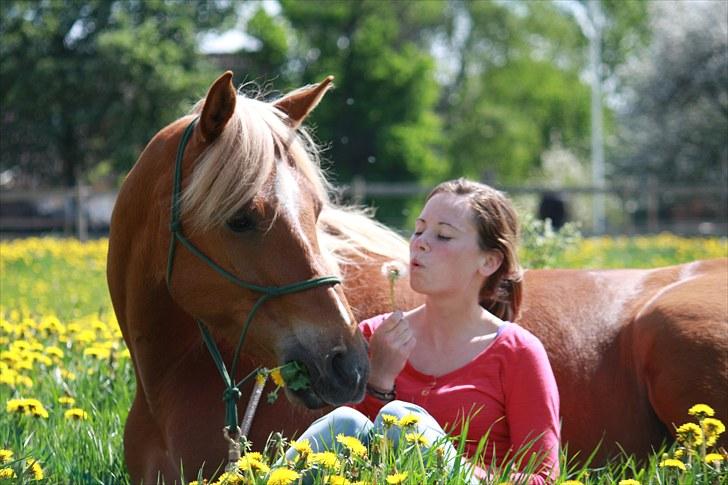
[478,250,504,277]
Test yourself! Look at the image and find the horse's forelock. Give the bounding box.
[180,94,330,232]
[178,91,409,273]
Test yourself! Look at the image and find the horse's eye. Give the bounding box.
[226,214,256,233]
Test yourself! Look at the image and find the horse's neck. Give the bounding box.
[123,288,265,411]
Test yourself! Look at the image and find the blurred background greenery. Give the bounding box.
[1,0,726,235]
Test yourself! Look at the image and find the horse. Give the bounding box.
[107,71,727,483]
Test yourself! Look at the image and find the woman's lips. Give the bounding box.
[410,259,424,269]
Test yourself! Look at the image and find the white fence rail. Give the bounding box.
[1,180,726,238]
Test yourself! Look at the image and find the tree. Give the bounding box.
[440,1,593,184]
[613,0,727,184]
[0,0,235,187]
[238,0,447,184]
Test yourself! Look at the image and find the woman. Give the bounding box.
[289,178,560,484]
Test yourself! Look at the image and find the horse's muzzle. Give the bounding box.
[283,342,369,408]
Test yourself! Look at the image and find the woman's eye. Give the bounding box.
[226,215,256,233]
[437,235,452,241]
[413,231,423,236]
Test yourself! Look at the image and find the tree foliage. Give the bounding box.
[0,0,234,186]
[613,0,727,184]
[241,0,447,184]
[0,0,660,195]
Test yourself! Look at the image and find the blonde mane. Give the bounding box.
[180,91,409,269]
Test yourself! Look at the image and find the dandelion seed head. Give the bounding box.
[381,261,408,280]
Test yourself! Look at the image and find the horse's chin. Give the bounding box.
[285,386,328,409]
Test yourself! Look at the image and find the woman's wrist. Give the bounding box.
[367,373,396,393]
[366,382,396,402]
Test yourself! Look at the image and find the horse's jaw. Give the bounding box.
[285,386,329,409]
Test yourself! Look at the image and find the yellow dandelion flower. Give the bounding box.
[307,452,341,470]
[673,448,685,459]
[27,459,43,480]
[256,372,267,386]
[214,471,244,484]
[290,439,312,457]
[702,417,726,446]
[704,453,724,465]
[381,414,398,427]
[658,459,686,471]
[58,396,76,406]
[7,398,48,418]
[0,468,16,479]
[618,480,641,485]
[243,451,263,461]
[398,414,419,428]
[16,375,33,388]
[561,481,584,485]
[24,399,49,419]
[237,453,270,474]
[688,404,715,417]
[404,432,429,446]
[271,368,285,387]
[266,468,300,485]
[83,346,111,359]
[326,477,351,485]
[676,422,703,447]
[60,369,77,381]
[6,398,23,413]
[385,472,408,484]
[64,408,89,421]
[336,434,367,457]
[0,449,13,464]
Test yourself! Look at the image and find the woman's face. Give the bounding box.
[409,192,490,298]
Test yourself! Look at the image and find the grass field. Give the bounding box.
[1,236,725,484]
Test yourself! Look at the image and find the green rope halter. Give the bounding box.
[166,117,341,437]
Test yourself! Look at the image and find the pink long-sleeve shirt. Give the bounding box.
[355,314,560,484]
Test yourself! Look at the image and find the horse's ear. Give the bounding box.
[274,75,334,128]
[198,71,237,143]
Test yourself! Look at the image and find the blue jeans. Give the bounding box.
[285,400,471,482]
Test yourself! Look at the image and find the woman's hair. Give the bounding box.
[425,178,523,321]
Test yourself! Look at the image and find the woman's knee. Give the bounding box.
[378,400,427,419]
[308,406,372,439]
[327,406,370,426]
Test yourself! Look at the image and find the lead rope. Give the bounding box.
[166,117,341,472]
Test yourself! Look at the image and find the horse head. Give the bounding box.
[158,72,368,408]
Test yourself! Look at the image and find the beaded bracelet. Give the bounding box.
[366,383,396,402]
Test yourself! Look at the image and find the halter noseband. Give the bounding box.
[165,117,341,438]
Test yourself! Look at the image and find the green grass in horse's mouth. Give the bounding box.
[279,361,311,391]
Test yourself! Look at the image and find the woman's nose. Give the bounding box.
[413,234,429,252]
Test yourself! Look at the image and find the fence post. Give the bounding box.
[75,181,88,241]
[352,176,366,205]
[646,176,659,234]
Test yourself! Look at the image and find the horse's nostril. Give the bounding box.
[328,349,361,387]
[330,351,347,381]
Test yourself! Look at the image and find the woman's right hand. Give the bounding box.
[367,311,417,391]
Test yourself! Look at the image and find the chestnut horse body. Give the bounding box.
[108,73,727,483]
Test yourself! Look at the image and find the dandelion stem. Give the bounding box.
[389,279,396,312]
